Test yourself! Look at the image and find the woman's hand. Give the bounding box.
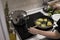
[28,27,39,34]
[48,0,60,10]
[54,3,60,10]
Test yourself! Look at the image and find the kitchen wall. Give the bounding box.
[0,0,9,40]
[2,0,44,12]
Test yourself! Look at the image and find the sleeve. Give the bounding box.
[55,19,60,33]
[55,26,60,33]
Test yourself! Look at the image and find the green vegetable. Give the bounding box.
[48,13,52,16]
[48,8,60,16]
[54,10,60,14]
[47,7,53,11]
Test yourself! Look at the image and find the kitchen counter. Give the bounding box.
[16,8,58,40]
[26,7,48,16]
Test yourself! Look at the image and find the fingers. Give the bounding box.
[28,27,35,30]
[28,27,33,31]
[28,27,38,34]
[33,25,38,27]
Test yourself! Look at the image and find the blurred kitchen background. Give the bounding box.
[0,0,55,40]
[2,0,43,11]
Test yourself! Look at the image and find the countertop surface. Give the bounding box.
[16,8,59,40]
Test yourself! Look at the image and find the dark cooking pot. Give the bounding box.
[34,16,54,31]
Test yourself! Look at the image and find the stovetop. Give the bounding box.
[13,12,45,40]
[13,8,60,40]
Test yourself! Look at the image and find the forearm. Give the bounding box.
[37,30,60,39]
[48,0,59,4]
[28,27,60,39]
[48,0,59,6]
